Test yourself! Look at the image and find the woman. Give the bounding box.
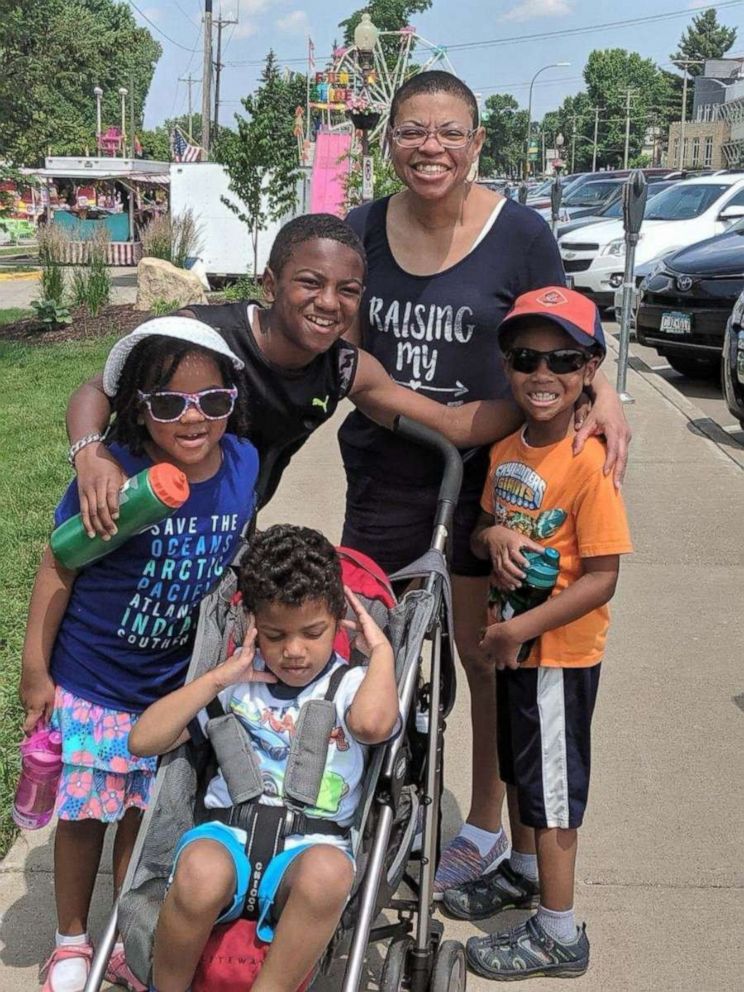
[340,71,631,898]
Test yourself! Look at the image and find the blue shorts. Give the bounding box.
[170,821,350,942]
[496,664,601,830]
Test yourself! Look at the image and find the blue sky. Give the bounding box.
[130,0,744,129]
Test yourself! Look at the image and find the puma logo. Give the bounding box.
[312,395,330,414]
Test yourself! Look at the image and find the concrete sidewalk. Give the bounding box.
[1,341,742,992]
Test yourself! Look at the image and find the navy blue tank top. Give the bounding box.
[339,196,566,487]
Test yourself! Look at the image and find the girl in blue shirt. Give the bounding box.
[19,318,259,992]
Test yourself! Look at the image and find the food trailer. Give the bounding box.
[33,156,170,265]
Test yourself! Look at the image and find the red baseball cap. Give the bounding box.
[498,286,606,354]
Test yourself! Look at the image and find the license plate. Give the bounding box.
[659,310,692,335]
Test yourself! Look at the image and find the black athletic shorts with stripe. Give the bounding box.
[496,664,601,830]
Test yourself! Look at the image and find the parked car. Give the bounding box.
[558,175,744,307]
[722,289,744,426]
[635,220,744,378]
[526,173,588,209]
[537,178,625,223]
[557,180,680,239]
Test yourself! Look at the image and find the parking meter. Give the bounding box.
[550,176,563,236]
[518,182,528,205]
[616,170,648,403]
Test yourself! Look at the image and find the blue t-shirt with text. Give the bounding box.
[50,435,258,712]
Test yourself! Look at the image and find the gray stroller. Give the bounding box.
[85,416,466,992]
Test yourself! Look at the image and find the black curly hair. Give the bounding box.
[390,70,479,128]
[267,213,367,279]
[238,524,345,621]
[108,335,250,456]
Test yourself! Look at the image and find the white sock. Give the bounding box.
[509,849,539,881]
[459,822,507,858]
[51,932,90,992]
[536,905,577,944]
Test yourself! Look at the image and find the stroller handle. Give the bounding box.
[393,415,463,549]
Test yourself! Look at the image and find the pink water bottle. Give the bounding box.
[13,725,63,830]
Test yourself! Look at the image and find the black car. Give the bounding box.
[636,221,744,378]
[722,290,744,427]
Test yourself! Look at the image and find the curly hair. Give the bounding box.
[108,336,250,455]
[268,213,367,279]
[390,70,479,128]
[238,524,345,621]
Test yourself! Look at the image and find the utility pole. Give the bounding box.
[676,58,704,170]
[179,74,200,141]
[201,0,213,157]
[570,114,577,173]
[623,88,637,170]
[592,105,600,171]
[213,14,237,134]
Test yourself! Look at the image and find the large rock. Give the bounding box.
[135,256,208,312]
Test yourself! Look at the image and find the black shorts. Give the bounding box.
[341,465,491,578]
[496,664,601,830]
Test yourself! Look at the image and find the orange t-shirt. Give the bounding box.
[481,430,632,668]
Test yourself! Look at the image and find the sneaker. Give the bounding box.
[466,916,590,981]
[442,860,540,920]
[40,943,94,992]
[105,947,147,992]
[433,831,509,899]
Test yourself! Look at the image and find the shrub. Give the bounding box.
[148,298,181,316]
[30,299,72,328]
[140,209,203,269]
[68,229,111,317]
[223,275,262,302]
[36,226,69,305]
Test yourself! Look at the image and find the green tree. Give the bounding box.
[583,49,675,169]
[139,115,229,162]
[216,52,304,274]
[481,94,528,177]
[672,8,737,75]
[0,0,161,166]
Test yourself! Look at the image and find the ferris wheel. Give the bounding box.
[331,26,459,142]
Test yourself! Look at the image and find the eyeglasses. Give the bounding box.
[391,125,477,149]
[137,387,238,422]
[506,348,592,375]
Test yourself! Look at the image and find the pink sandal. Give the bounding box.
[40,943,94,992]
[105,946,147,992]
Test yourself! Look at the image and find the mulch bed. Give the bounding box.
[0,304,147,345]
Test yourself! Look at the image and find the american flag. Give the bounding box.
[170,127,202,163]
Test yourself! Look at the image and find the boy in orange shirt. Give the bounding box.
[443,287,632,981]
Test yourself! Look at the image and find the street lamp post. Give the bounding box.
[94,86,103,154]
[351,13,380,203]
[118,87,128,157]
[525,62,570,178]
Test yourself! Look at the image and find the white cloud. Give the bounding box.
[276,10,310,34]
[503,0,573,22]
[218,0,268,36]
[142,6,161,21]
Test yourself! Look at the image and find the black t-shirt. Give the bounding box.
[339,196,566,488]
[188,301,358,506]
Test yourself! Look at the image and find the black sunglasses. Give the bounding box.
[506,347,593,375]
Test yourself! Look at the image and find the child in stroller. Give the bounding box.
[129,524,401,992]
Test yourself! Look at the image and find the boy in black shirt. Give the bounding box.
[67,214,522,532]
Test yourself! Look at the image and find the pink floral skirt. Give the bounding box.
[50,687,157,822]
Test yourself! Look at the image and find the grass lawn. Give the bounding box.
[0,308,33,326]
[0,246,38,257]
[0,335,116,857]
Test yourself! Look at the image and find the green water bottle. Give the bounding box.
[501,547,561,663]
[51,463,190,570]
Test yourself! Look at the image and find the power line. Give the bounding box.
[127,0,200,52]
[222,0,744,68]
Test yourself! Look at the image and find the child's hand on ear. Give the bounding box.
[342,586,389,658]
[214,619,277,689]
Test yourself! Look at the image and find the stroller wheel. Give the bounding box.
[429,940,467,992]
[380,936,413,991]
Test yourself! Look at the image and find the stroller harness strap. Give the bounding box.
[205,663,351,921]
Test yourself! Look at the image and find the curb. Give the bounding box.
[0,271,40,282]
[607,333,744,473]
